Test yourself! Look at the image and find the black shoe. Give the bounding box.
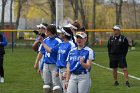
[126,81,130,87]
[114,81,119,86]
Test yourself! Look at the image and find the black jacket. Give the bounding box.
[107,35,129,56]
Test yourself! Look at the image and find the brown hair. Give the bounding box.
[47,25,57,35]
[72,20,81,30]
[63,27,76,45]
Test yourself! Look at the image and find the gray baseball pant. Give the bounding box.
[67,72,91,93]
[43,64,61,87]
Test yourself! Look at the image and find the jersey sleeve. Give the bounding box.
[38,44,45,54]
[1,34,7,46]
[88,48,95,61]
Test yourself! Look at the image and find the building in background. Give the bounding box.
[0,0,15,40]
[0,0,15,24]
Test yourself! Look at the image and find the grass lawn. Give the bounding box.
[0,47,140,93]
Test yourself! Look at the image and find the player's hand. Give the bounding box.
[40,33,46,38]
[38,36,43,43]
[65,81,68,90]
[34,63,38,70]
[62,72,66,80]
[38,36,43,41]
[33,30,39,35]
[80,56,84,64]
[37,69,42,75]
[56,72,59,77]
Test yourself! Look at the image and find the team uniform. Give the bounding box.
[51,41,75,93]
[0,33,7,83]
[39,36,62,92]
[66,46,95,93]
[107,35,129,68]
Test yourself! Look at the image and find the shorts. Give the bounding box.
[109,55,127,68]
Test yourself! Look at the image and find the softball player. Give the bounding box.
[34,24,62,93]
[40,27,76,93]
[65,31,95,93]
[33,23,48,79]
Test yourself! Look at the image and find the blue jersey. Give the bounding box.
[67,46,95,73]
[52,41,75,68]
[39,36,62,64]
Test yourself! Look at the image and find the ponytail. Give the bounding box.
[71,34,77,46]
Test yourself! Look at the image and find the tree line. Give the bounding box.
[0,0,140,30]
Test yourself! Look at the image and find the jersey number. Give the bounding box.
[46,53,50,57]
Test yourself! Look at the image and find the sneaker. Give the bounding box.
[114,81,119,86]
[0,77,4,83]
[126,81,130,87]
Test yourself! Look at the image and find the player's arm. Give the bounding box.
[40,40,51,53]
[65,62,70,89]
[66,62,70,81]
[32,36,43,51]
[32,40,40,51]
[80,48,94,69]
[0,35,7,46]
[80,57,92,69]
[34,52,43,70]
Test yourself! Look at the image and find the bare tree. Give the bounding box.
[10,0,14,29]
[133,0,137,28]
[70,0,78,20]
[15,0,27,29]
[48,0,56,23]
[1,0,7,29]
[115,0,123,25]
[92,0,96,29]
[78,0,88,28]
[15,0,22,29]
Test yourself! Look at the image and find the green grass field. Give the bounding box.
[0,47,140,93]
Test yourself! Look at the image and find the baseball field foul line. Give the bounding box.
[92,62,140,81]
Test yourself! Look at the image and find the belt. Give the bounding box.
[72,71,88,75]
[59,66,66,69]
[45,63,55,64]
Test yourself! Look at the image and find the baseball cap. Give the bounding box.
[75,32,87,38]
[112,25,121,30]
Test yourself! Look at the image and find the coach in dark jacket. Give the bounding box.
[0,33,7,83]
[107,25,130,87]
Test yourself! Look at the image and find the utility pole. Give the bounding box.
[56,0,63,28]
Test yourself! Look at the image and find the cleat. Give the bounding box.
[126,81,130,87]
[114,81,119,86]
